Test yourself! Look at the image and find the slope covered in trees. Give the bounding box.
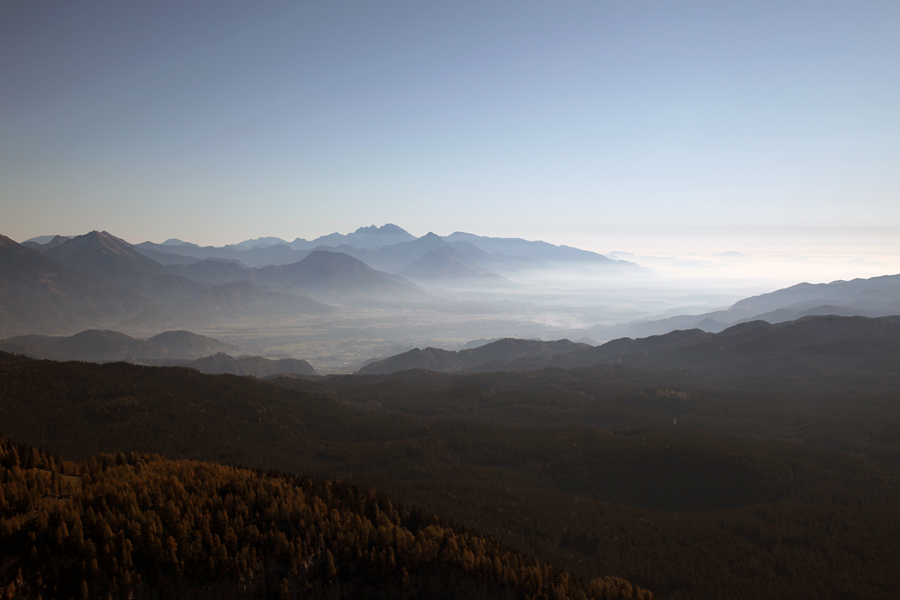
[0,436,649,600]
[2,351,900,598]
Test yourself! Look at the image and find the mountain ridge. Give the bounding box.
[358,337,590,375]
[45,230,208,302]
[0,328,237,361]
[589,272,900,340]
[0,234,157,337]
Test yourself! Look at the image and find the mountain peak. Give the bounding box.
[84,230,132,253]
[45,230,171,283]
[353,224,410,235]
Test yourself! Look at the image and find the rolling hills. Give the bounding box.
[361,315,900,379]
[0,328,237,361]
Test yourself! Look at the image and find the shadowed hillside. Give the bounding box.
[359,338,589,375]
[0,329,236,361]
[2,352,900,598]
[0,436,649,600]
[177,352,319,377]
[364,316,900,379]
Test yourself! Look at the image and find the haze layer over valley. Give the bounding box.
[3,224,897,373]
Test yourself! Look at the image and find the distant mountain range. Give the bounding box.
[2,229,442,334]
[298,223,416,249]
[10,227,900,349]
[45,231,207,302]
[130,224,644,279]
[365,315,900,379]
[590,273,900,340]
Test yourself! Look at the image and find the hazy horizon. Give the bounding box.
[3,2,898,267]
[16,223,900,289]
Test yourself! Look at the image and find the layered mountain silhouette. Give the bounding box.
[10,230,448,330]
[357,315,900,378]
[726,274,900,320]
[355,232,450,272]
[120,280,334,330]
[358,337,590,374]
[166,258,253,285]
[0,328,235,361]
[134,239,307,268]
[443,231,635,266]
[231,235,290,249]
[399,245,513,286]
[22,234,70,251]
[0,234,155,337]
[253,250,429,304]
[296,223,416,250]
[445,239,550,273]
[511,315,900,378]
[590,273,900,340]
[131,225,638,278]
[44,231,207,302]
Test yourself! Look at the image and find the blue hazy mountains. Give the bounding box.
[133,224,642,275]
[590,273,900,341]
[7,224,900,348]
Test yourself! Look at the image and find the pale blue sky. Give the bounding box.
[2,1,898,256]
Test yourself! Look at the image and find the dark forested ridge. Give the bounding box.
[357,338,590,375]
[356,315,900,378]
[0,329,237,362]
[0,437,648,599]
[2,351,900,598]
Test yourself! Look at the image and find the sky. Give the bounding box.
[2,1,899,261]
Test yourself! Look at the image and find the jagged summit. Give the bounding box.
[354,223,410,235]
[308,224,416,250]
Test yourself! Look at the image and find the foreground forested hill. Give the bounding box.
[0,436,648,600]
[2,351,900,598]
